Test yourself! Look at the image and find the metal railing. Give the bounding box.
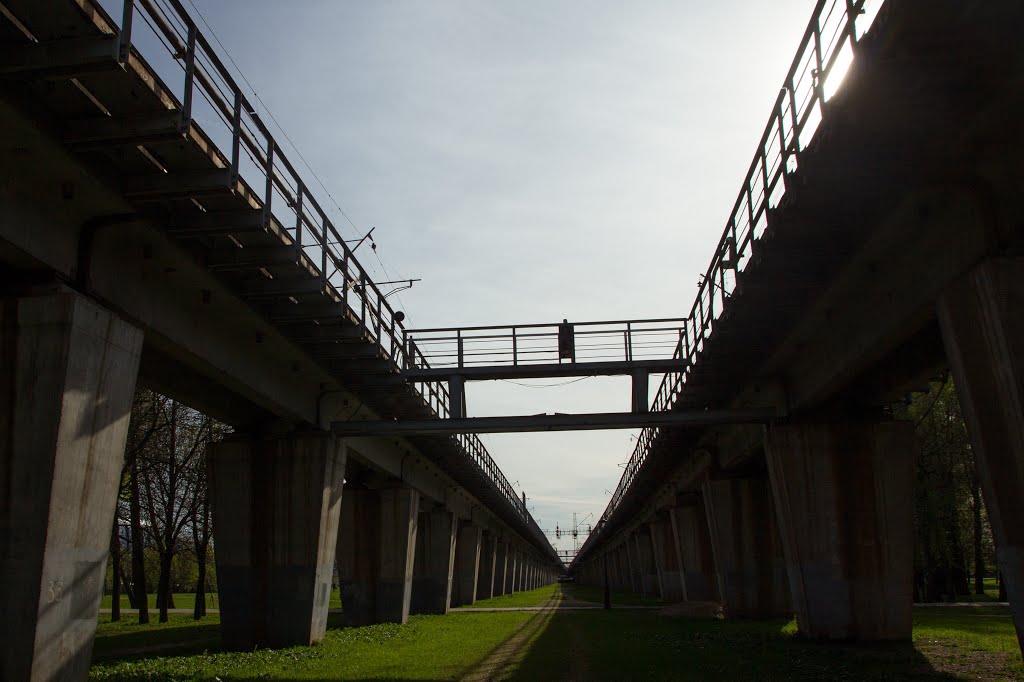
[404,318,689,371]
[590,0,885,539]
[98,0,531,525]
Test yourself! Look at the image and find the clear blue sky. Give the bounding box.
[107,0,821,558]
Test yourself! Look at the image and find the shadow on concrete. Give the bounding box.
[501,610,959,681]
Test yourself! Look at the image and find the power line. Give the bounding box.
[498,376,594,389]
[184,0,415,307]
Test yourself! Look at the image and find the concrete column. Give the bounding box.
[633,529,660,598]
[476,531,497,601]
[495,541,509,595]
[651,517,685,602]
[766,420,914,639]
[702,476,789,618]
[506,546,519,593]
[669,500,719,601]
[624,536,641,593]
[377,488,419,623]
[411,507,457,614]
[452,522,482,606]
[1,293,142,682]
[337,488,378,626]
[938,256,1024,653]
[210,432,346,649]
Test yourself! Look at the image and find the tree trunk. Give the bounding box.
[972,478,985,595]
[194,544,207,620]
[157,551,173,623]
[110,519,121,622]
[130,459,149,624]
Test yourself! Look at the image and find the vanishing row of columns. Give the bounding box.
[573,256,1024,652]
[0,289,558,682]
[3,253,1024,679]
[576,434,904,636]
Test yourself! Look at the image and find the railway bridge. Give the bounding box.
[1,0,1023,680]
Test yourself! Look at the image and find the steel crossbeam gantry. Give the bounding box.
[401,318,691,418]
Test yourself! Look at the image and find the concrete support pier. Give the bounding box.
[669,498,719,601]
[495,541,510,596]
[1,292,142,682]
[337,488,379,626]
[452,522,482,606]
[766,420,914,639]
[938,256,1024,653]
[651,516,685,602]
[702,476,790,618]
[476,532,497,601]
[505,546,519,594]
[411,507,457,614]
[625,537,642,593]
[209,432,346,649]
[634,528,661,598]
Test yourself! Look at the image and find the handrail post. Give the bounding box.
[180,23,197,134]
[263,139,275,223]
[118,0,135,64]
[294,181,304,247]
[230,89,242,183]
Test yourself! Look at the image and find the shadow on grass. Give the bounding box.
[92,622,221,662]
[504,610,959,681]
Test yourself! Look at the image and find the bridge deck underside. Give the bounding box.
[0,0,539,544]
[599,0,1024,536]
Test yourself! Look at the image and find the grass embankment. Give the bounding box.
[461,583,559,609]
[507,606,1023,681]
[91,611,534,681]
[90,597,1022,680]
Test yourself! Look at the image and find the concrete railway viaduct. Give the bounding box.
[570,0,1024,658]
[1,0,1023,680]
[0,0,558,679]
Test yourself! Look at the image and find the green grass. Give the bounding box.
[461,583,560,609]
[505,606,1023,681]
[90,611,534,681]
[89,602,1022,681]
[100,593,215,610]
[563,583,661,606]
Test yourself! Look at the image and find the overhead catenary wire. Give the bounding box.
[183,0,411,311]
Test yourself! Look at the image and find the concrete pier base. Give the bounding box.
[651,517,685,602]
[476,532,497,601]
[209,432,346,649]
[625,536,642,593]
[669,500,719,601]
[452,522,482,606]
[411,508,457,614]
[766,421,914,639]
[1,293,142,682]
[702,477,790,618]
[938,256,1024,654]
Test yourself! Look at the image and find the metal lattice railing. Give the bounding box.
[97,0,532,526]
[590,0,885,540]
[404,318,689,371]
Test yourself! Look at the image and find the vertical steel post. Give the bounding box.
[180,24,197,133]
[294,181,304,247]
[230,89,242,182]
[118,0,135,64]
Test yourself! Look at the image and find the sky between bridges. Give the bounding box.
[99,0,818,559]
